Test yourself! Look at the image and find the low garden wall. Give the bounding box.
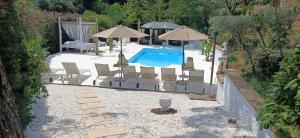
[216,69,275,138]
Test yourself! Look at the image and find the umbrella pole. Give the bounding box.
[182,41,184,82]
[120,38,123,80]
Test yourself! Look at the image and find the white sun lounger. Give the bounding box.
[140,66,159,90]
[40,61,65,83]
[122,66,139,88]
[98,40,107,47]
[187,70,205,93]
[62,62,91,84]
[94,63,114,86]
[161,68,177,91]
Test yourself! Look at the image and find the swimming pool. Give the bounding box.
[129,48,184,67]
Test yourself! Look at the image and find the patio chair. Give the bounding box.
[187,70,205,93]
[94,63,114,87]
[122,65,139,88]
[40,61,65,83]
[98,40,107,47]
[140,66,159,90]
[62,62,91,84]
[113,40,119,47]
[161,68,177,91]
[182,57,194,71]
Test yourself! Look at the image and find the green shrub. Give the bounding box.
[203,40,212,61]
[254,48,282,78]
[82,10,99,22]
[257,44,300,137]
[227,53,237,62]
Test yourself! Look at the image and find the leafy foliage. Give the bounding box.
[254,7,296,57]
[209,16,255,35]
[0,0,47,125]
[227,53,237,62]
[257,43,300,137]
[203,40,213,61]
[104,3,123,25]
[254,48,282,78]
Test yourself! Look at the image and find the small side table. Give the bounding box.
[176,80,188,91]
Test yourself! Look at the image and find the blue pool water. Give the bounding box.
[129,48,184,67]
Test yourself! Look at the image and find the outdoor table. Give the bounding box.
[113,64,127,82]
[179,71,189,81]
[178,73,189,91]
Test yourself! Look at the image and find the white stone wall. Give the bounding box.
[217,74,275,138]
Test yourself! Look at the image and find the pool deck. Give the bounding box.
[45,43,222,93]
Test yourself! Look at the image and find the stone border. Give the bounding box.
[224,69,263,111]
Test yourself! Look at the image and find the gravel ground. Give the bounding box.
[24,84,253,138]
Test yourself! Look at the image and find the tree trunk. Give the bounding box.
[0,59,24,138]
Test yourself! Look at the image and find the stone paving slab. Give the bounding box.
[80,102,104,110]
[77,98,101,104]
[82,110,107,117]
[87,126,125,138]
[83,118,115,127]
[76,93,97,98]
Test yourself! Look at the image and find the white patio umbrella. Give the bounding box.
[159,26,208,81]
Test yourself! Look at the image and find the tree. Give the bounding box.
[0,59,24,138]
[257,43,300,138]
[1,0,47,126]
[254,6,296,58]
[105,3,123,25]
[209,16,257,72]
[154,0,165,21]
[126,0,149,29]
[122,2,136,26]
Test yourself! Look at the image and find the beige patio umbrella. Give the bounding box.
[93,25,148,86]
[159,26,208,81]
[93,25,148,66]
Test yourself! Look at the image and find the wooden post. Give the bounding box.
[95,18,99,56]
[209,32,217,96]
[79,17,83,53]
[58,16,62,53]
[149,29,153,45]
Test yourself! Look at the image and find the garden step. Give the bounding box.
[80,103,104,110]
[83,118,115,127]
[76,93,97,98]
[77,98,101,104]
[82,110,107,117]
[87,126,125,138]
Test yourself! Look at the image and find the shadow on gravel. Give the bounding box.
[166,106,229,138]
[102,112,128,118]
[162,130,220,138]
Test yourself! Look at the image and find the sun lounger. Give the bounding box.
[187,70,205,93]
[41,61,65,83]
[62,62,91,84]
[122,66,139,88]
[94,63,114,86]
[161,68,177,91]
[98,40,107,47]
[140,66,159,90]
